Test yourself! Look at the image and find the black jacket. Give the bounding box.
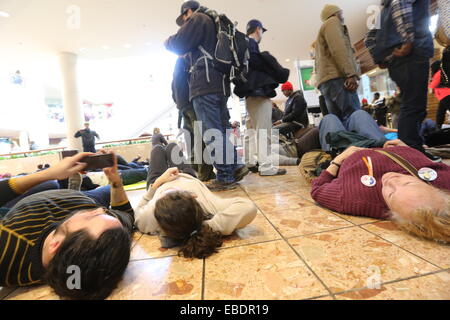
[283,91,309,128]
[165,12,230,101]
[171,56,191,111]
[234,38,289,98]
[74,129,99,148]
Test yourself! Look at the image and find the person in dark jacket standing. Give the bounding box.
[164,1,248,191]
[171,55,215,182]
[273,82,309,137]
[365,0,439,162]
[74,123,99,153]
[244,19,286,176]
[152,128,168,147]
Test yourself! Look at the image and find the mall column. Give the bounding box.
[59,52,84,151]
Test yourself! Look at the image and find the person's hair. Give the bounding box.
[154,191,223,259]
[374,92,380,98]
[431,60,442,77]
[390,190,450,243]
[153,128,160,135]
[247,26,258,36]
[45,227,131,300]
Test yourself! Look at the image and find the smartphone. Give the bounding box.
[79,154,115,171]
[61,150,79,159]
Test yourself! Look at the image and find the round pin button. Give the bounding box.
[361,175,377,187]
[418,168,437,182]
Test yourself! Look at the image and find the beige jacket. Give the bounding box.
[315,16,360,87]
[134,174,257,236]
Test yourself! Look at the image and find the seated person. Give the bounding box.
[319,110,387,152]
[0,152,134,300]
[311,140,450,243]
[273,82,309,137]
[271,102,284,125]
[135,144,257,259]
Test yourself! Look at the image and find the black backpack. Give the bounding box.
[195,6,250,86]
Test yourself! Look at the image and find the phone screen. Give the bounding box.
[80,154,115,171]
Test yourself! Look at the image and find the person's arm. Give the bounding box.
[0,153,91,207]
[323,18,358,79]
[94,131,100,140]
[161,135,168,146]
[74,130,82,138]
[164,14,205,55]
[248,39,266,72]
[206,198,257,235]
[283,94,307,123]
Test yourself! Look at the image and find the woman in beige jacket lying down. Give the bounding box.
[135,144,257,259]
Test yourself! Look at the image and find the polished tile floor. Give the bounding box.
[1,166,449,300]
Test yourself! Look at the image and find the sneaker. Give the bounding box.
[206,180,238,192]
[68,173,83,190]
[259,168,287,176]
[234,165,250,182]
[424,151,442,163]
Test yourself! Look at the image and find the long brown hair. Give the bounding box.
[154,191,223,259]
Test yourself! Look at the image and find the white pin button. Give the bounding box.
[361,175,377,187]
[418,168,437,182]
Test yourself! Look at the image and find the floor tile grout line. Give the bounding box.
[201,258,206,300]
[285,225,361,240]
[303,294,336,300]
[3,288,18,300]
[331,268,450,298]
[357,224,445,270]
[242,187,335,297]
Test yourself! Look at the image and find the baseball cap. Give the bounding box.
[246,19,268,34]
[176,1,200,26]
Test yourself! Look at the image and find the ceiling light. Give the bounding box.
[0,11,10,18]
[285,59,291,62]
[124,44,132,49]
[102,45,110,50]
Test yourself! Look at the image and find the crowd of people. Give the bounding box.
[1,0,450,300]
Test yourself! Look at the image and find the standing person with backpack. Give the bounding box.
[241,19,288,176]
[164,1,249,191]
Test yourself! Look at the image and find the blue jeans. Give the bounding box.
[83,186,111,208]
[388,54,429,151]
[319,111,387,151]
[319,78,361,124]
[193,94,239,183]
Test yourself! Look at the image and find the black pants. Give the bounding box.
[319,95,329,116]
[146,143,197,189]
[437,95,450,129]
[273,122,303,137]
[375,107,388,127]
[388,54,429,151]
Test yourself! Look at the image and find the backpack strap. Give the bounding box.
[374,150,423,181]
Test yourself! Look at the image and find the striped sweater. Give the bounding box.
[0,179,134,287]
[311,146,450,219]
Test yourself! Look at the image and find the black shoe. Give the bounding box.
[248,163,259,173]
[234,165,250,182]
[206,180,238,192]
[259,168,287,176]
[424,151,442,163]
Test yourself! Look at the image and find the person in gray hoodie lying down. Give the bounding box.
[135,143,257,259]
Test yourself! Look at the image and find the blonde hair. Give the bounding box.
[153,128,160,135]
[391,190,450,243]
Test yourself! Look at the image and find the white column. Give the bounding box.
[19,131,29,151]
[59,52,84,151]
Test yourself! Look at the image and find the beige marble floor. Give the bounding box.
[2,166,449,300]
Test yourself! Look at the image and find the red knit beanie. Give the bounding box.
[281,82,293,91]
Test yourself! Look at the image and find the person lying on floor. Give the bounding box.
[311,140,450,243]
[135,143,257,259]
[0,151,134,300]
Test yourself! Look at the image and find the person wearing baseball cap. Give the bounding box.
[273,82,309,138]
[315,4,361,124]
[175,0,200,26]
[165,2,249,191]
[243,19,287,177]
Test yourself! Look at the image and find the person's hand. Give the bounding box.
[273,120,282,126]
[100,150,121,186]
[154,168,180,188]
[378,63,388,69]
[43,152,92,180]
[344,76,359,92]
[334,146,365,164]
[383,139,407,148]
[393,42,413,58]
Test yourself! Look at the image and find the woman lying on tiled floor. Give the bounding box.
[135,144,257,259]
[311,139,450,243]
